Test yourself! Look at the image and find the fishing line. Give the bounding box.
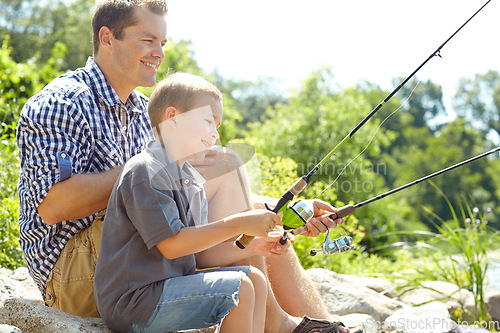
[235,0,492,249]
[315,80,421,199]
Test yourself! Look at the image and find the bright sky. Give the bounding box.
[166,0,499,115]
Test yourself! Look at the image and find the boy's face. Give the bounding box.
[172,95,222,161]
[109,6,167,92]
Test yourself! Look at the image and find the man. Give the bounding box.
[17,1,349,332]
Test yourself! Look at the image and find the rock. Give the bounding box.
[342,275,400,298]
[306,268,407,321]
[7,267,43,304]
[0,276,28,307]
[1,298,217,333]
[383,301,456,333]
[1,298,112,333]
[399,281,475,316]
[0,324,22,333]
[486,292,500,322]
[336,313,378,333]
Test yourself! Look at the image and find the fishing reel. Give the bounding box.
[282,200,355,256]
[309,229,355,256]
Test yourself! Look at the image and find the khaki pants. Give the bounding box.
[44,210,105,318]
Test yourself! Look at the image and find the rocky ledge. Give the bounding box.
[0,266,499,333]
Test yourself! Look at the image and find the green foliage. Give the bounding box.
[0,37,65,269]
[214,75,288,126]
[1,0,94,69]
[384,117,499,228]
[0,135,23,269]
[454,70,500,139]
[0,37,65,137]
[247,68,427,252]
[422,189,497,322]
[379,184,500,323]
[0,197,23,269]
[0,134,20,198]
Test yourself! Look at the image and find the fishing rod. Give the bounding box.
[234,0,492,249]
[291,146,500,255]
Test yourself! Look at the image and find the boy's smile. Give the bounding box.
[159,94,223,166]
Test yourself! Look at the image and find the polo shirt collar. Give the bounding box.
[148,141,206,188]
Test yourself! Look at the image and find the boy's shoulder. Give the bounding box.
[119,141,178,187]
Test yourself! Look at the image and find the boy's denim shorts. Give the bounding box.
[130,265,252,333]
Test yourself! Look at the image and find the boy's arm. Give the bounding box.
[156,209,279,260]
[195,230,291,268]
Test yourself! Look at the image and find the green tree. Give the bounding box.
[454,70,500,141]
[246,68,421,251]
[1,0,94,69]
[395,78,446,131]
[0,37,65,136]
[214,75,287,125]
[386,117,498,228]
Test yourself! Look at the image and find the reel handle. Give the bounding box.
[235,234,254,249]
[235,198,295,249]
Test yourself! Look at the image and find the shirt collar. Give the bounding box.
[84,57,145,114]
[148,141,206,187]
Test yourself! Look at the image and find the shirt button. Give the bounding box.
[183,179,190,185]
[61,153,67,158]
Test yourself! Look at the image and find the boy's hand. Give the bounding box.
[231,209,281,238]
[249,227,295,257]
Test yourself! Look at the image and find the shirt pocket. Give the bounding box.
[90,139,124,171]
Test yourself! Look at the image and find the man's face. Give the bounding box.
[110,6,167,92]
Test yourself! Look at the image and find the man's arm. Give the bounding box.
[37,167,123,225]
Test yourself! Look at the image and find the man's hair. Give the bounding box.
[148,72,223,128]
[92,0,167,55]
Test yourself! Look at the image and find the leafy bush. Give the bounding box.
[0,134,23,269]
[0,197,23,269]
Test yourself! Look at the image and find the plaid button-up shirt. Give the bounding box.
[17,58,154,296]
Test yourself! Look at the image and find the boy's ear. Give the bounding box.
[162,106,178,128]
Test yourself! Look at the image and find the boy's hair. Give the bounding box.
[92,0,168,55]
[148,72,223,128]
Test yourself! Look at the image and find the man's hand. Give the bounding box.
[187,149,216,174]
[248,226,294,257]
[302,199,344,237]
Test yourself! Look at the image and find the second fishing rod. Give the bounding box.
[285,146,500,256]
[235,0,492,249]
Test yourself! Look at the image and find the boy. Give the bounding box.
[93,73,293,333]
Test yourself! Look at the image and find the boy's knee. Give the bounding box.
[248,267,268,294]
[238,275,256,305]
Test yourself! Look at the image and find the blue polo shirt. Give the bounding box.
[94,141,208,332]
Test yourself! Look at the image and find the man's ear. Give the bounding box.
[99,26,114,52]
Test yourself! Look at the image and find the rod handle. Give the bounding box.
[289,177,308,196]
[288,204,356,237]
[329,204,356,220]
[235,234,254,249]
